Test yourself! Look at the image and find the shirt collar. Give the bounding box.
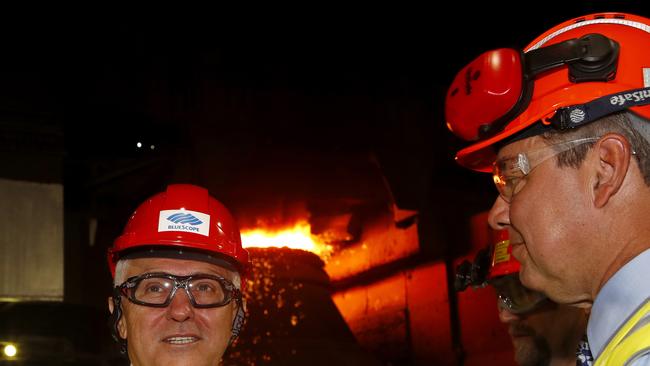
[587,248,650,358]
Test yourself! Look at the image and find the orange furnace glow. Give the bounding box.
[241,220,333,260]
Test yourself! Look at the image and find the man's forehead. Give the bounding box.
[125,257,233,278]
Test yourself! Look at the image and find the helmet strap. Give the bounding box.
[109,288,128,354]
[228,298,246,346]
[548,86,650,130]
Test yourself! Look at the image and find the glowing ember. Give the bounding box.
[241,221,333,259]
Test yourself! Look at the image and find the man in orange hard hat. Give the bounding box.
[446,12,650,365]
[107,184,249,366]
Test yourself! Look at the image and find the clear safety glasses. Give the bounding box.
[490,273,548,315]
[492,137,600,202]
[117,272,241,308]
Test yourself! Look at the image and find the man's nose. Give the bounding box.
[167,288,195,322]
[488,195,510,230]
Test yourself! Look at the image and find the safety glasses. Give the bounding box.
[493,137,600,202]
[445,33,619,141]
[491,273,549,314]
[117,272,241,308]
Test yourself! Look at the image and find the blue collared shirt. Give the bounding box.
[588,248,650,365]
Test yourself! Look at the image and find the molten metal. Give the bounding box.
[241,220,333,260]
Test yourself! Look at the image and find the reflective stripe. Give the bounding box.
[595,299,650,365]
[528,18,650,51]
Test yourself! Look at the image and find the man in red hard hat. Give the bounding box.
[446,12,650,365]
[107,184,249,366]
[457,229,590,366]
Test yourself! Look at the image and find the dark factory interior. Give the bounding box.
[0,3,647,365]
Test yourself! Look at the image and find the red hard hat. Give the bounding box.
[488,228,520,280]
[446,13,650,172]
[108,184,249,279]
[487,229,549,314]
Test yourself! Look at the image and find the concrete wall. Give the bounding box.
[0,178,63,301]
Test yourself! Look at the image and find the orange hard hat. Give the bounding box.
[445,13,650,172]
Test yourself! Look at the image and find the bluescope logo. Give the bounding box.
[158,209,210,236]
[167,213,203,225]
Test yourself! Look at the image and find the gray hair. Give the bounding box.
[113,259,242,289]
[541,111,650,186]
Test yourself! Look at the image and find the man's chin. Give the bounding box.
[512,336,550,366]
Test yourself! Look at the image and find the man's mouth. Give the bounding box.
[163,336,200,345]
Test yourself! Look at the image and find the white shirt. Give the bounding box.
[587,248,650,365]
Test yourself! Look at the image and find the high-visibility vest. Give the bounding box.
[594,298,650,365]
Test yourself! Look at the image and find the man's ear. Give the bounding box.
[108,296,128,339]
[592,133,632,208]
[108,296,114,314]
